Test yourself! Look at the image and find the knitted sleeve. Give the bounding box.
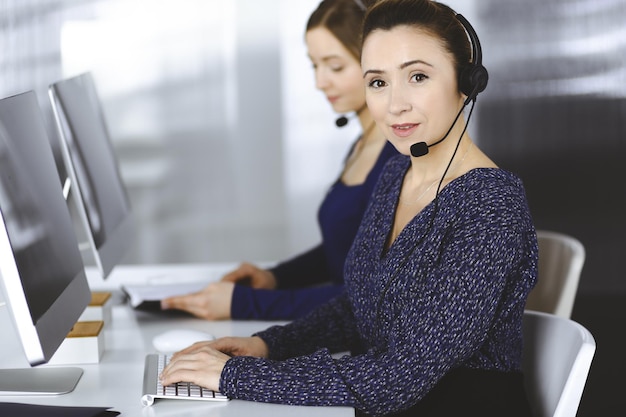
[252,293,361,359]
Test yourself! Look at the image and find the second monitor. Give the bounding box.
[49,72,135,279]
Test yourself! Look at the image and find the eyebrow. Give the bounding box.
[309,54,344,62]
[363,59,433,78]
[401,59,433,69]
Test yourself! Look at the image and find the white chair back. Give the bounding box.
[522,310,596,417]
[526,230,585,318]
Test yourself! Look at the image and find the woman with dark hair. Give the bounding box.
[161,1,537,415]
[162,0,396,321]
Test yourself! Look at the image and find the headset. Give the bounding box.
[409,12,488,157]
[455,14,489,105]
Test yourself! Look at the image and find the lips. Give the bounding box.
[391,123,419,138]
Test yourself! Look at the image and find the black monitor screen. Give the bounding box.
[0,89,91,368]
[50,74,130,250]
[0,94,85,325]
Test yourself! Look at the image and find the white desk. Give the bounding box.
[0,264,355,417]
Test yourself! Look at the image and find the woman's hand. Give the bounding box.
[160,263,277,320]
[160,337,269,391]
[221,262,278,289]
[160,281,235,320]
[209,336,270,358]
[159,342,230,391]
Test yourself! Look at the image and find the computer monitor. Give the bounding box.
[49,72,134,278]
[0,91,92,394]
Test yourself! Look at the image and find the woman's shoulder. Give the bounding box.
[447,168,531,219]
[456,167,524,192]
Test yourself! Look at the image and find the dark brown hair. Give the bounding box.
[306,0,373,60]
[362,0,472,79]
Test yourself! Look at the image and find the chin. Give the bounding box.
[331,104,349,114]
[333,101,360,115]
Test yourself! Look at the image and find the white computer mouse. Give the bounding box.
[152,329,215,353]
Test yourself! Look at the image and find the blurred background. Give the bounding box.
[0,0,624,414]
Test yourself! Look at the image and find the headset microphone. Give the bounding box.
[335,102,368,128]
[335,115,349,127]
[409,103,466,157]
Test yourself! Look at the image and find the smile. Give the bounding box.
[391,123,419,137]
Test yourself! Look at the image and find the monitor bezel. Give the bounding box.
[48,73,135,279]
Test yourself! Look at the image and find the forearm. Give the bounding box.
[255,293,360,360]
[220,349,357,407]
[218,343,432,416]
[231,284,344,320]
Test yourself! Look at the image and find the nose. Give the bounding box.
[388,84,412,115]
[315,68,331,91]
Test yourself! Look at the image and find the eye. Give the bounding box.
[410,73,428,83]
[367,79,387,89]
[331,66,344,73]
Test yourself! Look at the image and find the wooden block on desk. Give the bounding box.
[79,291,112,324]
[48,321,105,365]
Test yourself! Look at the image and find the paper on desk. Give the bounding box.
[122,282,208,308]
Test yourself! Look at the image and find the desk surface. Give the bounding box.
[0,264,355,417]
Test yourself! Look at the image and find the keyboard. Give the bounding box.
[141,353,229,406]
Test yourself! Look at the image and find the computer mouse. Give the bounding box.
[152,329,215,353]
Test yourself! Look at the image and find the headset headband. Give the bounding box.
[454,13,488,103]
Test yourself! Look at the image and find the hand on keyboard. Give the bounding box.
[142,354,229,406]
[159,342,230,392]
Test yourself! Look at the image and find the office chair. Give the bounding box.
[522,310,595,417]
[525,230,585,318]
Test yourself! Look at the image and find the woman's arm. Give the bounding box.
[230,284,344,320]
[220,224,534,415]
[254,292,361,359]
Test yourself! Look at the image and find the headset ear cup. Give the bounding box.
[470,64,489,97]
[458,64,474,98]
[459,64,489,101]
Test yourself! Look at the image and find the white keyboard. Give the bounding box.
[141,353,229,406]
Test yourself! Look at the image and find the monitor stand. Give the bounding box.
[0,367,83,395]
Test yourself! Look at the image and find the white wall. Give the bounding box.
[0,0,484,267]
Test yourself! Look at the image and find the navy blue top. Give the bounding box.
[221,156,538,416]
[231,140,398,320]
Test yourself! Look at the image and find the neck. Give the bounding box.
[357,108,378,143]
[408,134,472,185]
